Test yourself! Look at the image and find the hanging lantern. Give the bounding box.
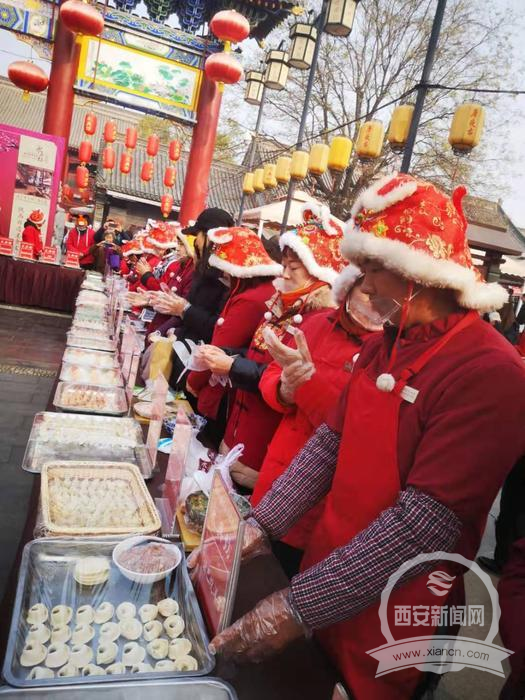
[289,23,318,70]
[328,136,353,171]
[244,70,264,106]
[205,52,243,87]
[448,103,485,154]
[290,150,310,180]
[83,111,97,136]
[253,168,265,192]
[387,104,414,152]
[102,146,116,170]
[78,140,93,164]
[60,0,104,37]
[308,143,330,176]
[169,140,182,162]
[62,184,73,200]
[120,152,133,175]
[210,10,250,47]
[160,194,174,219]
[146,134,160,157]
[264,50,289,91]
[324,0,359,37]
[7,61,48,100]
[356,120,384,160]
[103,121,116,144]
[242,173,255,195]
[125,126,138,150]
[81,189,91,203]
[263,163,277,189]
[276,156,292,184]
[141,161,154,182]
[164,166,177,188]
[75,165,89,189]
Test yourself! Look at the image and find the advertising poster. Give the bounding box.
[0,124,65,247]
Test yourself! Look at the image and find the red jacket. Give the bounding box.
[147,259,195,336]
[66,227,96,265]
[499,538,525,699]
[22,225,43,257]
[223,284,335,472]
[128,255,161,292]
[252,309,373,550]
[187,279,275,420]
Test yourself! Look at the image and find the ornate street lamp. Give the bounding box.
[264,49,289,91]
[324,0,359,37]
[244,70,265,106]
[289,21,318,70]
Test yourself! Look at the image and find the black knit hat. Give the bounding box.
[182,207,234,235]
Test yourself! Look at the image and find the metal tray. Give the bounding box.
[62,348,118,369]
[3,538,215,687]
[0,678,236,699]
[53,382,128,416]
[59,363,123,387]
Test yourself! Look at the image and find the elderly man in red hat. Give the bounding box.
[206,174,525,699]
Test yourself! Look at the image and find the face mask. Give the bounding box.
[352,287,421,327]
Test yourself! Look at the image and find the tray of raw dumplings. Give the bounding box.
[4,537,214,687]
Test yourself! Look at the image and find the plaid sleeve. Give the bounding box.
[289,487,462,630]
[253,423,340,540]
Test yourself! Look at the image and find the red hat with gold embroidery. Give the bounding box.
[121,240,143,257]
[208,227,283,278]
[146,222,182,250]
[343,172,507,311]
[279,203,346,286]
[28,210,45,226]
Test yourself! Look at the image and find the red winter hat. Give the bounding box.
[147,222,181,250]
[28,210,45,225]
[121,240,142,257]
[208,227,283,278]
[343,173,507,311]
[279,203,346,286]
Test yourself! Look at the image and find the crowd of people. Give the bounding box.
[90,175,525,699]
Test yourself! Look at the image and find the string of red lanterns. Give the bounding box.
[204,10,249,91]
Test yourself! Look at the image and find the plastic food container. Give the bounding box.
[113,535,182,584]
[62,348,118,369]
[59,363,123,387]
[66,333,117,353]
[54,382,128,416]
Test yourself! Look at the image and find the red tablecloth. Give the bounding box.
[0,256,84,313]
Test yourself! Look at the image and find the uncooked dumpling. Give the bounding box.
[147,638,169,660]
[174,655,198,672]
[27,666,54,680]
[122,642,145,666]
[51,605,72,626]
[157,598,179,617]
[72,624,95,645]
[116,602,136,620]
[168,638,192,660]
[119,617,142,640]
[76,605,94,625]
[51,625,71,645]
[57,662,79,678]
[139,603,158,623]
[26,624,51,645]
[70,644,93,669]
[96,641,118,666]
[27,604,48,626]
[99,622,120,642]
[106,662,126,675]
[45,643,70,669]
[94,602,114,625]
[21,641,47,667]
[143,620,163,642]
[164,614,185,639]
[82,664,106,676]
[131,663,154,673]
[155,659,175,672]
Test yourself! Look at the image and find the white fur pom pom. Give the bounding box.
[293,314,303,325]
[264,311,273,321]
[216,317,225,326]
[376,373,396,392]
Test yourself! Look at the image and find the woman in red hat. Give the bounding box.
[206,174,525,700]
[185,226,282,447]
[135,223,194,296]
[196,204,346,490]
[22,210,45,258]
[65,215,96,268]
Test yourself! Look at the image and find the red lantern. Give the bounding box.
[104,121,116,143]
[164,166,176,188]
[120,152,133,175]
[102,146,115,170]
[78,140,93,164]
[146,134,160,157]
[7,61,48,98]
[81,189,91,203]
[62,184,73,200]
[83,112,97,136]
[160,194,174,219]
[210,10,250,44]
[205,52,243,85]
[75,165,89,189]
[60,0,104,36]
[169,140,182,162]
[125,127,137,150]
[141,161,153,182]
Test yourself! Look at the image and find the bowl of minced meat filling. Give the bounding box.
[113,536,182,584]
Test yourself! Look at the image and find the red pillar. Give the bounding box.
[42,16,80,183]
[178,75,223,226]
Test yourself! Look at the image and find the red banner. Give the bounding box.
[41,246,59,264]
[0,237,14,257]
[64,251,80,268]
[18,241,35,261]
